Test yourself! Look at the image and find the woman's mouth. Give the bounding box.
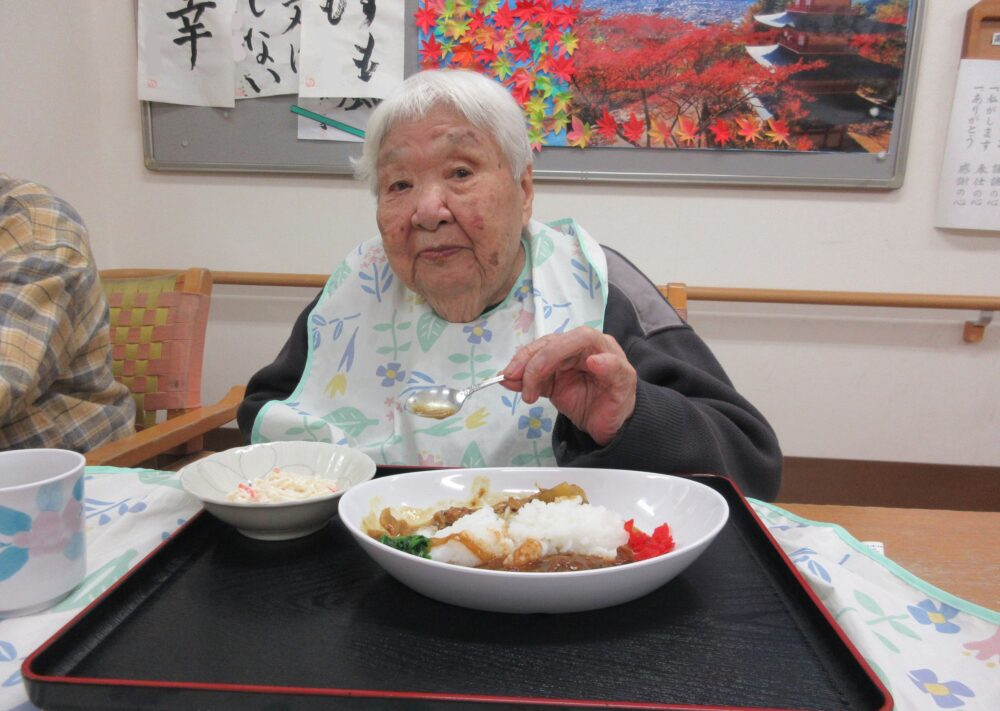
[418,245,464,261]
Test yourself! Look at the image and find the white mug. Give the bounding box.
[0,449,86,616]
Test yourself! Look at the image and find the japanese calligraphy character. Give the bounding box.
[237,0,300,96]
[256,32,274,67]
[360,0,375,26]
[321,0,345,25]
[336,97,378,110]
[354,32,378,82]
[281,0,302,33]
[166,0,217,70]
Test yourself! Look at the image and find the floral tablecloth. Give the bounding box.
[752,501,999,710]
[1,467,200,711]
[1,468,997,711]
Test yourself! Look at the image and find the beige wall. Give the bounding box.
[2,1,998,467]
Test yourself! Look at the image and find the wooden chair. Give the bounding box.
[85,268,245,468]
[662,282,689,321]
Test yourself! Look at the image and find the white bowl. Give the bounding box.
[179,442,376,540]
[338,467,729,614]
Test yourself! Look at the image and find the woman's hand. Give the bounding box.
[502,326,637,446]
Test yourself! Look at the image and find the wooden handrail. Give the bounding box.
[674,285,1000,312]
[666,284,997,344]
[212,271,1000,311]
[213,271,327,288]
[209,272,997,342]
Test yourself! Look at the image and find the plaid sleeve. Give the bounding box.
[0,178,134,450]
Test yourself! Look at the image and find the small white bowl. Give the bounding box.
[179,442,376,540]
[338,467,729,614]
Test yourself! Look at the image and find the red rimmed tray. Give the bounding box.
[23,472,890,710]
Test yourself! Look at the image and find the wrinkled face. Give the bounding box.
[375,105,534,323]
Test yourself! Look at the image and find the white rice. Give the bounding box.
[428,496,627,568]
[509,498,626,560]
[429,506,512,567]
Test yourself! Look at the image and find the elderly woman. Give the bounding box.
[237,69,782,500]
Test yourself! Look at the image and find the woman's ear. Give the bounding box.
[519,165,534,225]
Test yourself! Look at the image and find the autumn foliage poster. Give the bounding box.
[415,0,914,156]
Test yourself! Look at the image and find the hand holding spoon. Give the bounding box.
[402,374,506,419]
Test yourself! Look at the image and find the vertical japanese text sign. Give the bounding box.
[936,1,1000,231]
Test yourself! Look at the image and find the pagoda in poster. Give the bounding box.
[745,0,906,150]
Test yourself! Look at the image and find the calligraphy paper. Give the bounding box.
[935,59,1000,232]
[298,0,404,99]
[138,0,237,107]
[295,98,379,143]
[233,0,301,99]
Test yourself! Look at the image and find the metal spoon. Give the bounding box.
[401,374,506,419]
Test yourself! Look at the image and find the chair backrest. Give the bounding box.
[99,268,212,430]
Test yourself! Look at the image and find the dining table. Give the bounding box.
[1,466,997,711]
[780,503,1000,612]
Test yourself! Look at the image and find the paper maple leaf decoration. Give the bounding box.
[648,117,672,147]
[596,110,619,142]
[622,113,645,145]
[735,117,762,144]
[443,16,471,40]
[419,35,443,68]
[414,5,438,33]
[415,0,579,148]
[509,68,535,105]
[674,116,699,145]
[709,118,732,146]
[509,39,533,63]
[528,125,545,152]
[451,42,477,67]
[766,118,791,146]
[566,116,592,148]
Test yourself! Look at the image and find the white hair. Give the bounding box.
[352,69,532,194]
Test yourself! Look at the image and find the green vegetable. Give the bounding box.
[379,534,431,559]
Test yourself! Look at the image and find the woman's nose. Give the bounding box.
[411,185,453,230]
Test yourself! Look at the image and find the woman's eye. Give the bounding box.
[452,167,472,179]
[386,180,411,193]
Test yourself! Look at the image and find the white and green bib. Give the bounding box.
[252,218,607,467]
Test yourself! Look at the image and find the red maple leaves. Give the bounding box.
[595,110,618,141]
[622,114,645,144]
[569,12,830,150]
[416,0,903,153]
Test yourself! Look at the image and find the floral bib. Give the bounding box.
[252,218,607,467]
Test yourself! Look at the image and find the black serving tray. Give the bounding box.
[24,472,890,710]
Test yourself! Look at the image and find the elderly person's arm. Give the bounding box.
[504,248,782,501]
[240,260,782,499]
[236,294,320,442]
[0,177,135,451]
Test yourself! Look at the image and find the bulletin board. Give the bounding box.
[141,0,925,189]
